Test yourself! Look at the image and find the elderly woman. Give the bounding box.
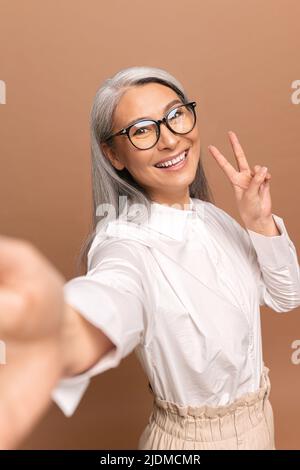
[1,66,299,450]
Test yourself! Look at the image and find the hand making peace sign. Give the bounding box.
[208,131,275,232]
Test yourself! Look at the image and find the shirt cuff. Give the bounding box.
[51,337,123,417]
[51,378,91,417]
[246,214,294,269]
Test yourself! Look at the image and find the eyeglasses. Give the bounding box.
[102,101,197,150]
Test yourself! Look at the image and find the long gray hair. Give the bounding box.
[76,66,215,275]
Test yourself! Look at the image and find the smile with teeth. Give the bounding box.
[155,151,188,168]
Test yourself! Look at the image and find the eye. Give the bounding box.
[132,127,149,136]
[168,108,183,121]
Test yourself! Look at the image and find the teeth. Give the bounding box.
[155,151,187,168]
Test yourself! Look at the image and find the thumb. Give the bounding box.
[259,179,271,197]
[247,166,268,198]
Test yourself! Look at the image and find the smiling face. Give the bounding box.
[100,83,201,207]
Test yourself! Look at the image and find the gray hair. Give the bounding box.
[76,65,215,275]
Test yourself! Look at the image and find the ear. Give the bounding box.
[100,142,125,171]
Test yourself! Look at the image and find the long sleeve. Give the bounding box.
[51,239,147,417]
[245,214,300,312]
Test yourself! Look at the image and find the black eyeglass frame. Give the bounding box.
[102,101,197,150]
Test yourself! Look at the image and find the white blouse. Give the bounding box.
[51,197,300,417]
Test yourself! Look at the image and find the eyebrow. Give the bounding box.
[124,98,183,128]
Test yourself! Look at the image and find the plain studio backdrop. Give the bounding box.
[0,0,299,450]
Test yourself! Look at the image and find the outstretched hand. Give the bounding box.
[0,236,65,449]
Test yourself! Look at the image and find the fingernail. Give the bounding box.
[261,166,268,173]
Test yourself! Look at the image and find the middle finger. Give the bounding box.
[228,131,251,173]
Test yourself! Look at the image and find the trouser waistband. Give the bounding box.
[144,366,274,446]
[148,365,271,419]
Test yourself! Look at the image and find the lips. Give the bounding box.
[154,149,189,171]
[154,149,189,168]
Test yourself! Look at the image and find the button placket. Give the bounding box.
[216,254,257,364]
[193,216,256,370]
[217,264,249,318]
[249,329,254,350]
[194,219,219,266]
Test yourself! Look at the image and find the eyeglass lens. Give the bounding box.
[128,103,195,150]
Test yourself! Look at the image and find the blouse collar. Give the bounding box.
[125,197,206,242]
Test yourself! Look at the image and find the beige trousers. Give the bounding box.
[138,365,276,450]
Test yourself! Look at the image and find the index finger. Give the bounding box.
[208,145,237,181]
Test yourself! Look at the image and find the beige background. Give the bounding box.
[0,0,300,449]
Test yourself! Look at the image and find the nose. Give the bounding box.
[156,121,181,150]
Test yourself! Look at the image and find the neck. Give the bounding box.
[149,190,192,211]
